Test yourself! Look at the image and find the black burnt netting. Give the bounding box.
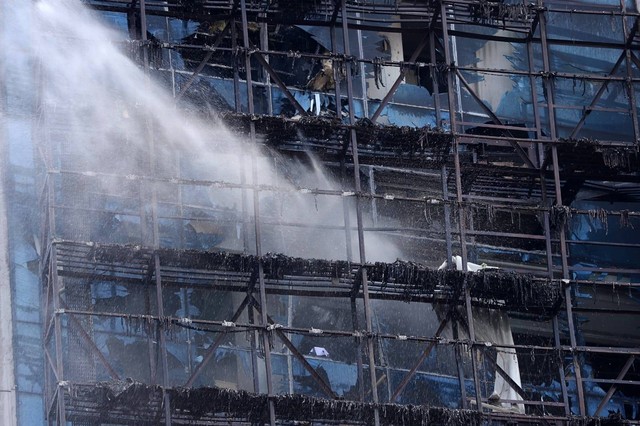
[36,0,640,424]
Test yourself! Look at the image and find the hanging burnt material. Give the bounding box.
[85,378,162,412]
[601,147,638,170]
[90,243,151,265]
[372,57,385,89]
[587,208,609,235]
[619,209,634,229]
[355,119,453,166]
[486,203,495,224]
[172,386,270,421]
[217,112,453,165]
[467,269,562,311]
[261,253,356,280]
[275,0,320,20]
[67,381,625,424]
[79,381,483,425]
[298,115,344,142]
[554,138,639,176]
[468,0,531,27]
[89,242,562,310]
[550,204,572,233]
[369,260,563,310]
[159,248,260,272]
[568,412,624,426]
[219,112,344,148]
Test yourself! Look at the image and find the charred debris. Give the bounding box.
[85,242,563,312]
[34,0,640,424]
[68,380,626,425]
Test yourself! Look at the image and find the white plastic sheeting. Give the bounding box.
[439,256,524,413]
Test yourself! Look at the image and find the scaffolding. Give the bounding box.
[38,0,640,424]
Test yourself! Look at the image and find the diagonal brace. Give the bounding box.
[184,293,252,387]
[175,21,233,102]
[628,51,640,79]
[60,301,121,380]
[389,316,449,402]
[455,69,536,168]
[370,6,442,123]
[594,355,636,416]
[568,52,625,139]
[483,349,528,401]
[250,295,338,399]
[251,51,308,116]
[570,18,638,139]
[481,346,556,425]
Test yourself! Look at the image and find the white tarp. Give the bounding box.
[439,256,525,413]
[309,347,330,357]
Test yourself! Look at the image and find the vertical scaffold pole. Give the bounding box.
[340,1,380,423]
[440,1,482,411]
[240,0,276,424]
[537,0,586,415]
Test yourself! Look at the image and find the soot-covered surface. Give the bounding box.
[66,380,481,425]
[219,113,454,167]
[62,380,627,425]
[56,241,564,311]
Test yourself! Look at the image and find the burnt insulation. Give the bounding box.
[275,0,320,20]
[468,1,533,26]
[219,113,453,166]
[79,380,483,425]
[89,244,563,311]
[66,381,627,425]
[550,204,572,232]
[553,139,640,175]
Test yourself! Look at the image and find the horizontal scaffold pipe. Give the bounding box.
[52,308,640,355]
[46,169,640,219]
[52,240,568,309]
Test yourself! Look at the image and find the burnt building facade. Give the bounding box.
[2,0,640,424]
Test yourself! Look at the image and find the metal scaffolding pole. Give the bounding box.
[36,1,640,424]
[340,0,380,422]
[240,1,276,424]
[537,1,586,416]
[441,1,482,411]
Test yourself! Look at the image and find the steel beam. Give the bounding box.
[47,386,60,426]
[369,6,441,123]
[389,316,449,402]
[44,347,59,383]
[239,1,277,423]
[593,355,636,416]
[527,34,544,167]
[452,320,469,408]
[455,69,536,169]
[542,166,572,419]
[351,296,365,401]
[175,21,232,102]
[568,52,626,140]
[340,1,380,423]
[440,1,467,271]
[250,297,338,399]
[60,303,121,380]
[184,294,251,387]
[51,245,66,425]
[441,2,484,412]
[537,1,586,415]
[483,350,527,401]
[153,254,172,426]
[250,50,308,116]
[622,14,640,145]
[272,327,339,399]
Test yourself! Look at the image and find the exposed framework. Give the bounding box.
[39,0,640,425]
